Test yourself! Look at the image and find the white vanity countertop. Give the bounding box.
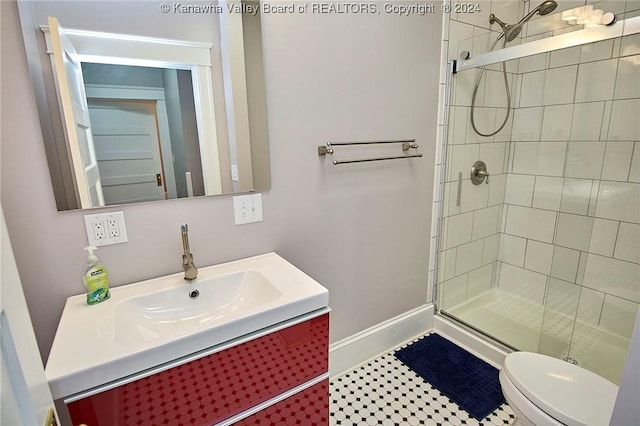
[45,252,329,400]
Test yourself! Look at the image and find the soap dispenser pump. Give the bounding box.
[82,246,110,305]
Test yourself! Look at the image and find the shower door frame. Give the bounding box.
[433,15,640,350]
[455,15,639,73]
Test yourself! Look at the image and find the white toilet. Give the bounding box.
[499,352,618,426]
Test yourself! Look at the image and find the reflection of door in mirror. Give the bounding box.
[82,62,206,204]
[18,1,272,211]
[48,16,104,209]
[40,17,224,209]
[88,100,167,205]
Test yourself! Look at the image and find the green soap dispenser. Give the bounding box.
[82,246,111,305]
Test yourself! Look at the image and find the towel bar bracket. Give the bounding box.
[317,145,334,156]
[402,142,418,151]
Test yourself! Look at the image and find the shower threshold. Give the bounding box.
[441,288,631,385]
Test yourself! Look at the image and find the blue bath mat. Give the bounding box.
[394,333,505,420]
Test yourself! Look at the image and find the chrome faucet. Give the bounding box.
[181,224,198,280]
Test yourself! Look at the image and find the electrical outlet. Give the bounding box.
[233,193,263,225]
[231,165,239,182]
[107,218,120,238]
[84,211,128,246]
[93,220,106,240]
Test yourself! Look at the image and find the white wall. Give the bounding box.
[1,1,441,361]
[0,208,58,426]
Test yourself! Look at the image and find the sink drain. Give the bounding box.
[562,356,579,365]
[188,289,200,299]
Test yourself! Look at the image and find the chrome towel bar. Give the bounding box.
[317,139,423,165]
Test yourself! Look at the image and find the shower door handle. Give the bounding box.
[471,161,489,185]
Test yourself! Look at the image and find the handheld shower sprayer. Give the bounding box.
[470,0,558,137]
[491,0,558,42]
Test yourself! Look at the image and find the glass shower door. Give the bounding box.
[436,28,640,385]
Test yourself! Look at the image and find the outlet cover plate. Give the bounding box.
[233,193,263,225]
[84,211,128,246]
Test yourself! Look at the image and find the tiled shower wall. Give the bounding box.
[501,31,640,344]
[433,0,522,308]
[434,0,640,355]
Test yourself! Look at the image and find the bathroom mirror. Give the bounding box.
[17,0,270,211]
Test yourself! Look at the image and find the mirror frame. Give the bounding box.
[17,0,271,211]
[41,26,224,199]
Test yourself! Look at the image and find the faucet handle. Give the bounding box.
[181,224,190,251]
[180,223,198,280]
[471,160,490,185]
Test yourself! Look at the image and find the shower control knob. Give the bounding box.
[471,160,490,185]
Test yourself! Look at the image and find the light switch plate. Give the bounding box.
[233,193,263,225]
[84,211,128,246]
[231,165,239,182]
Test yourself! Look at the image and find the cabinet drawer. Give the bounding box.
[232,379,329,425]
[67,313,329,426]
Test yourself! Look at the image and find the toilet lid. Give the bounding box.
[503,352,618,426]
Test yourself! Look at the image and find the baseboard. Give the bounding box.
[433,314,510,369]
[329,304,434,378]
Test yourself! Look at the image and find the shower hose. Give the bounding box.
[470,36,511,137]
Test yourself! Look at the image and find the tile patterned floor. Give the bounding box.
[329,337,515,426]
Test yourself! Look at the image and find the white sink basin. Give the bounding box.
[115,270,282,345]
[45,253,329,400]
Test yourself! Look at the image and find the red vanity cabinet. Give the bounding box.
[233,379,329,425]
[64,312,329,425]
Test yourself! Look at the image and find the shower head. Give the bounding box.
[519,0,558,24]
[492,0,558,43]
[536,0,559,16]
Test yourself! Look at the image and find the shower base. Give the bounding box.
[444,288,630,384]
